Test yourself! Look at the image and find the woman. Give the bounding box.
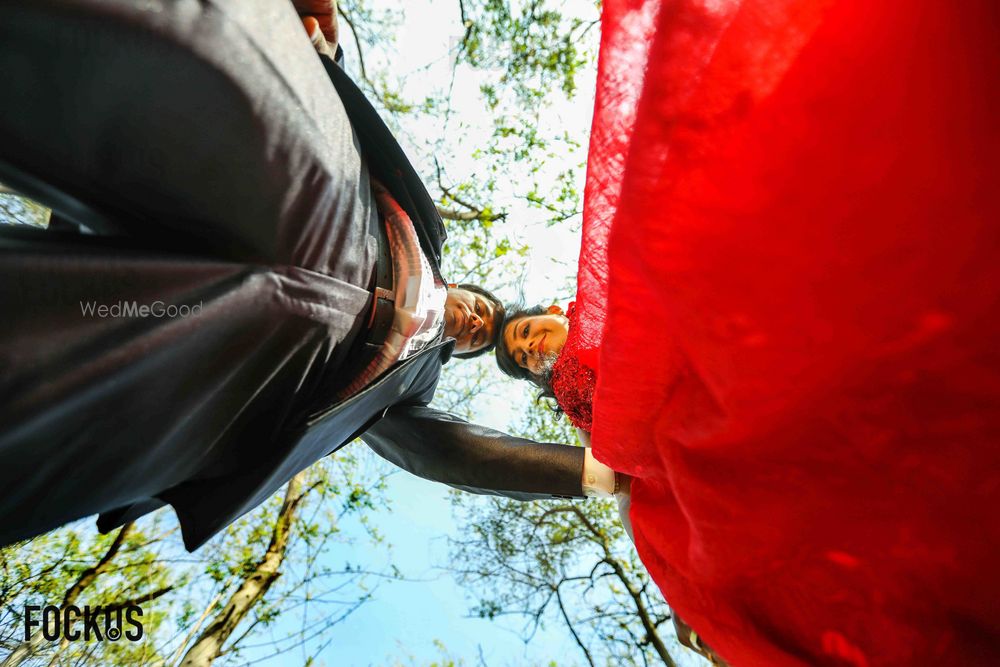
[493,0,1000,665]
[498,301,731,667]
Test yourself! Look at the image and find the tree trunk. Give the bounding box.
[569,505,678,667]
[1,523,133,667]
[166,585,230,666]
[177,474,307,667]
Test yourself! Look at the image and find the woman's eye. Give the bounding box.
[520,352,527,366]
[522,323,529,337]
[475,302,482,315]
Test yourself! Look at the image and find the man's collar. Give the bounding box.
[438,335,458,364]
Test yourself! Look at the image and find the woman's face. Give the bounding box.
[502,312,569,376]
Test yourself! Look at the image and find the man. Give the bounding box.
[0,0,619,551]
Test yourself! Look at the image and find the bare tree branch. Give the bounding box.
[434,158,507,223]
[336,5,372,87]
[179,475,316,667]
[554,585,596,667]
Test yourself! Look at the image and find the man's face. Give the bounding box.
[444,287,499,354]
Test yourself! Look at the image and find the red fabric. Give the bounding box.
[550,303,597,431]
[576,0,1000,665]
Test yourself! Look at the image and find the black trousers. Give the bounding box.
[0,0,378,545]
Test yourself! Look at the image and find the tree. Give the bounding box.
[0,450,394,667]
[169,451,395,667]
[0,514,179,666]
[448,405,706,667]
[336,0,598,292]
[177,474,308,667]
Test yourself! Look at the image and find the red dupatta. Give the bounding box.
[575,0,1000,664]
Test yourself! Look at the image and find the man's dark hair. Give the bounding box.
[451,283,506,359]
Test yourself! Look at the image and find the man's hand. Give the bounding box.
[615,473,634,542]
[294,0,338,57]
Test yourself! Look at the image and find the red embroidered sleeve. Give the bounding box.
[551,353,596,431]
[550,303,597,431]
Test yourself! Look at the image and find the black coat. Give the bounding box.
[0,0,583,551]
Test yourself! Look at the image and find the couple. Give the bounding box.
[496,302,726,663]
[4,1,999,666]
[0,0,628,553]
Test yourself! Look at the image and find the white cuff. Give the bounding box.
[582,448,616,498]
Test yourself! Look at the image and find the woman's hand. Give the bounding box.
[294,0,339,57]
